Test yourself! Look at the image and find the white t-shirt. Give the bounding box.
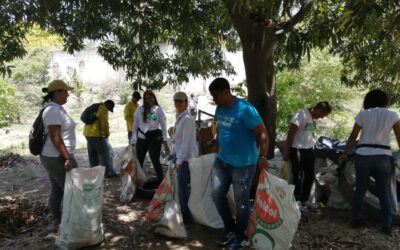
[291,109,316,149]
[41,102,77,157]
[355,108,399,156]
[189,98,197,111]
[130,105,168,144]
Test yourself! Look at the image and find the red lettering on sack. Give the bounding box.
[255,190,280,224]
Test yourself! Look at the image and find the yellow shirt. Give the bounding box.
[124,101,138,132]
[83,103,110,137]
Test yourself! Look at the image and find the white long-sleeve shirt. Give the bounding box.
[130,105,168,144]
[172,110,198,164]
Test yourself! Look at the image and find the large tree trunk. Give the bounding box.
[242,41,276,159]
[224,0,277,159]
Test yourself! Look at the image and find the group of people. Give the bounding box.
[38,77,397,250]
[282,89,399,237]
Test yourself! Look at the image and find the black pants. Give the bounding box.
[136,138,163,183]
[289,147,315,202]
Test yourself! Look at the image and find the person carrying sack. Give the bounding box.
[170,91,198,225]
[209,78,269,250]
[39,80,78,232]
[282,101,331,211]
[342,89,400,236]
[83,99,118,178]
[130,90,169,184]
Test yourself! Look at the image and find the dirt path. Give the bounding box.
[1,152,400,250]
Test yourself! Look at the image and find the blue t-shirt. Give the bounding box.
[215,97,262,167]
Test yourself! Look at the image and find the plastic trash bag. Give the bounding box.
[247,169,301,250]
[55,166,105,249]
[119,145,147,203]
[147,164,187,239]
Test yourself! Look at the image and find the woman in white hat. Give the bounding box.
[171,91,198,224]
[40,80,78,232]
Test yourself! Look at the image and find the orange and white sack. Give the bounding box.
[119,145,147,203]
[55,166,105,249]
[147,164,187,239]
[247,170,301,250]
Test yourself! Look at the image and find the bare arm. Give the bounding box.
[343,123,362,155]
[393,121,400,149]
[48,125,72,171]
[131,109,140,144]
[254,123,269,169]
[283,123,298,161]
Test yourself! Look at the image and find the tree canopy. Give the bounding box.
[2,0,400,153]
[2,0,399,90]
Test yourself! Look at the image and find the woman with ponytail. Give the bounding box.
[40,80,78,232]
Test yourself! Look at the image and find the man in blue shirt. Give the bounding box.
[209,78,269,250]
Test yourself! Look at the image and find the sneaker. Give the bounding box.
[302,201,318,210]
[352,219,367,228]
[105,173,119,178]
[382,226,392,236]
[182,213,193,225]
[216,231,235,246]
[296,201,309,214]
[228,238,249,250]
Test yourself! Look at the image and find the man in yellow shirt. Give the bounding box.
[83,99,117,177]
[124,91,141,143]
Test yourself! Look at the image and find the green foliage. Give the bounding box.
[118,84,132,105]
[276,49,358,139]
[5,48,50,86]
[2,0,400,139]
[69,70,85,100]
[24,25,63,49]
[231,81,247,99]
[323,0,400,103]
[0,79,21,127]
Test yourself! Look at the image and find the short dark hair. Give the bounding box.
[104,99,115,111]
[314,101,332,113]
[363,89,388,109]
[132,91,141,100]
[209,77,230,92]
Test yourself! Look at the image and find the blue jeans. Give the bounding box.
[178,162,191,215]
[86,137,117,176]
[128,132,132,144]
[353,154,393,227]
[211,157,256,240]
[172,154,191,215]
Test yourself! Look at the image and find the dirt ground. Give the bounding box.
[1,150,400,250]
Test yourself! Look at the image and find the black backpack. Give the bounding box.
[80,103,100,124]
[29,108,47,155]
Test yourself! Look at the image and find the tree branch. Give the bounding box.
[275,0,314,35]
[223,0,253,38]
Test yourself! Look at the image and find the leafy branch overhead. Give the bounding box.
[1,0,400,94]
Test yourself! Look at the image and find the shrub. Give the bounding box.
[0,79,22,127]
[275,49,359,140]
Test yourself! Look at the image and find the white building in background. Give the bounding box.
[49,45,246,94]
[50,47,126,90]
